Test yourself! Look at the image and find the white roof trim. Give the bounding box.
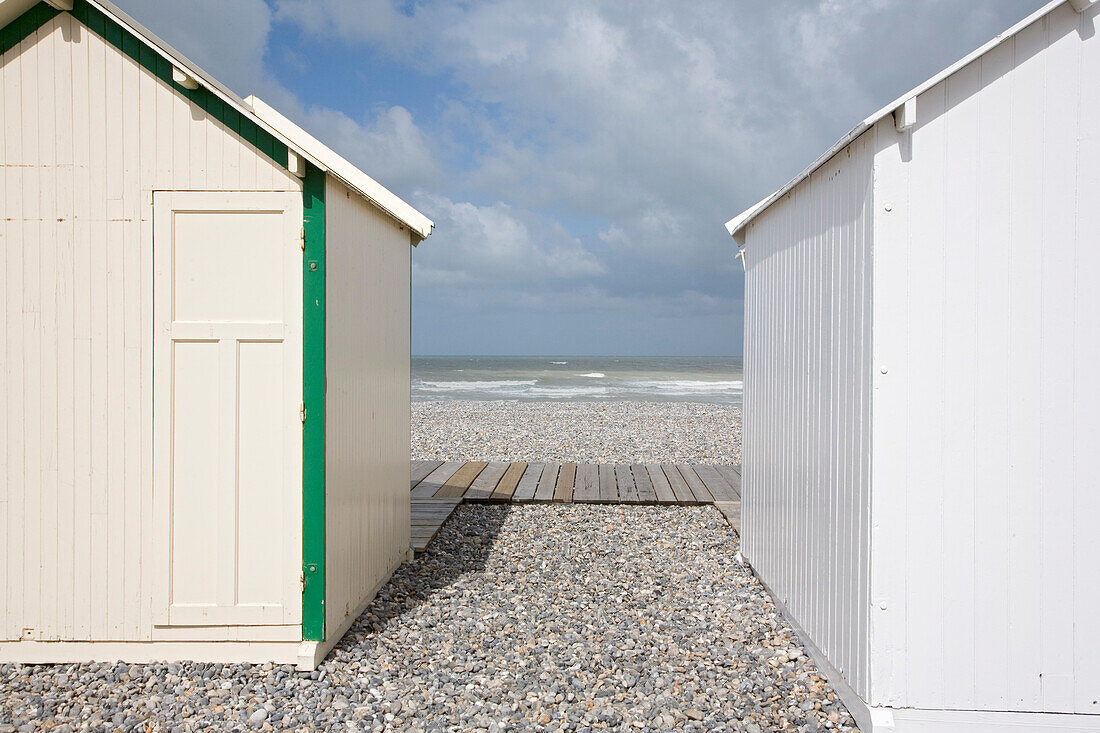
[62,0,433,240]
[246,96,433,240]
[725,0,1071,241]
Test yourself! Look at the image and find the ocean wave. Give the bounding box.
[525,385,610,398]
[624,380,744,395]
[578,372,606,378]
[550,361,568,365]
[417,379,538,392]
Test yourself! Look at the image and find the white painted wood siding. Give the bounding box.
[324,177,411,637]
[741,130,875,699]
[0,14,300,642]
[870,3,1100,715]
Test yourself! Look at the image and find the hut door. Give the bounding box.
[153,191,303,627]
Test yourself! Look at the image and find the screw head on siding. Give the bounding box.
[884,204,893,212]
[879,601,888,610]
[880,366,889,374]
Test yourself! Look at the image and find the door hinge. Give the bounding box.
[300,403,307,423]
[300,227,306,250]
[299,572,305,592]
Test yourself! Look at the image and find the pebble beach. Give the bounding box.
[413,400,743,465]
[0,397,866,732]
[0,505,858,732]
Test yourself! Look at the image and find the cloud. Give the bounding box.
[293,105,443,192]
[411,194,606,290]
[113,0,1048,354]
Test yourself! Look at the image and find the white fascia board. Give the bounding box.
[724,195,772,245]
[246,95,434,240]
[43,0,73,10]
[724,0,1069,241]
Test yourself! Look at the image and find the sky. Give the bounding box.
[114,0,1047,356]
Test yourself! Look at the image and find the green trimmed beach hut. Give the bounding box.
[0,0,432,669]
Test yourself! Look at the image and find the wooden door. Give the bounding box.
[153,191,302,627]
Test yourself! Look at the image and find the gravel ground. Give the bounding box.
[413,401,742,465]
[0,505,857,732]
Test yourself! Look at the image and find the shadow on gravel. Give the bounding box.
[337,503,512,643]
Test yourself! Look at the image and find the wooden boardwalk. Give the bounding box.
[410,460,741,552]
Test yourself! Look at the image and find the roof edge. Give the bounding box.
[726,0,1071,240]
[64,1,433,241]
[247,95,434,240]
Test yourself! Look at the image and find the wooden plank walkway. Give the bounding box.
[409,460,741,552]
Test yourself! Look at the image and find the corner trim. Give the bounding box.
[301,162,326,642]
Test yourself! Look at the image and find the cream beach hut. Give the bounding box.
[725,0,1099,730]
[0,0,432,668]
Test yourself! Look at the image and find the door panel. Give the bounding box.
[153,191,302,628]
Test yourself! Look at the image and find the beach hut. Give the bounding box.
[725,0,1099,730]
[0,0,432,669]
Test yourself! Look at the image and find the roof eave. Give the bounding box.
[725,0,1072,241]
[246,95,434,240]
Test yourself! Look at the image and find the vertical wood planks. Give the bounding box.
[465,461,509,501]
[553,463,576,503]
[533,463,560,503]
[692,465,738,502]
[0,11,306,643]
[678,466,713,503]
[631,465,656,503]
[741,123,875,700]
[662,465,694,504]
[491,462,527,502]
[573,463,600,503]
[411,461,463,499]
[714,466,741,498]
[614,465,638,504]
[645,465,675,504]
[324,180,410,639]
[436,461,487,499]
[512,462,543,502]
[597,464,617,503]
[410,460,443,489]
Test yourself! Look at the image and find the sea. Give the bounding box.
[412,356,743,404]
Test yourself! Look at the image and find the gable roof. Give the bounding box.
[0,0,433,240]
[725,0,1088,245]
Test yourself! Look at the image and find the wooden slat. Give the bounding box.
[533,463,560,502]
[662,464,696,504]
[646,464,676,504]
[491,462,527,502]
[435,461,488,498]
[573,463,600,502]
[615,464,639,503]
[410,460,443,489]
[554,463,576,503]
[465,461,509,500]
[693,464,739,502]
[632,464,657,503]
[409,497,463,552]
[679,465,714,503]
[715,501,741,534]
[598,464,618,502]
[715,465,742,498]
[512,462,544,502]
[410,460,464,499]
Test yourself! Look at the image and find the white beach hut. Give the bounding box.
[725,0,1099,730]
[0,0,432,669]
